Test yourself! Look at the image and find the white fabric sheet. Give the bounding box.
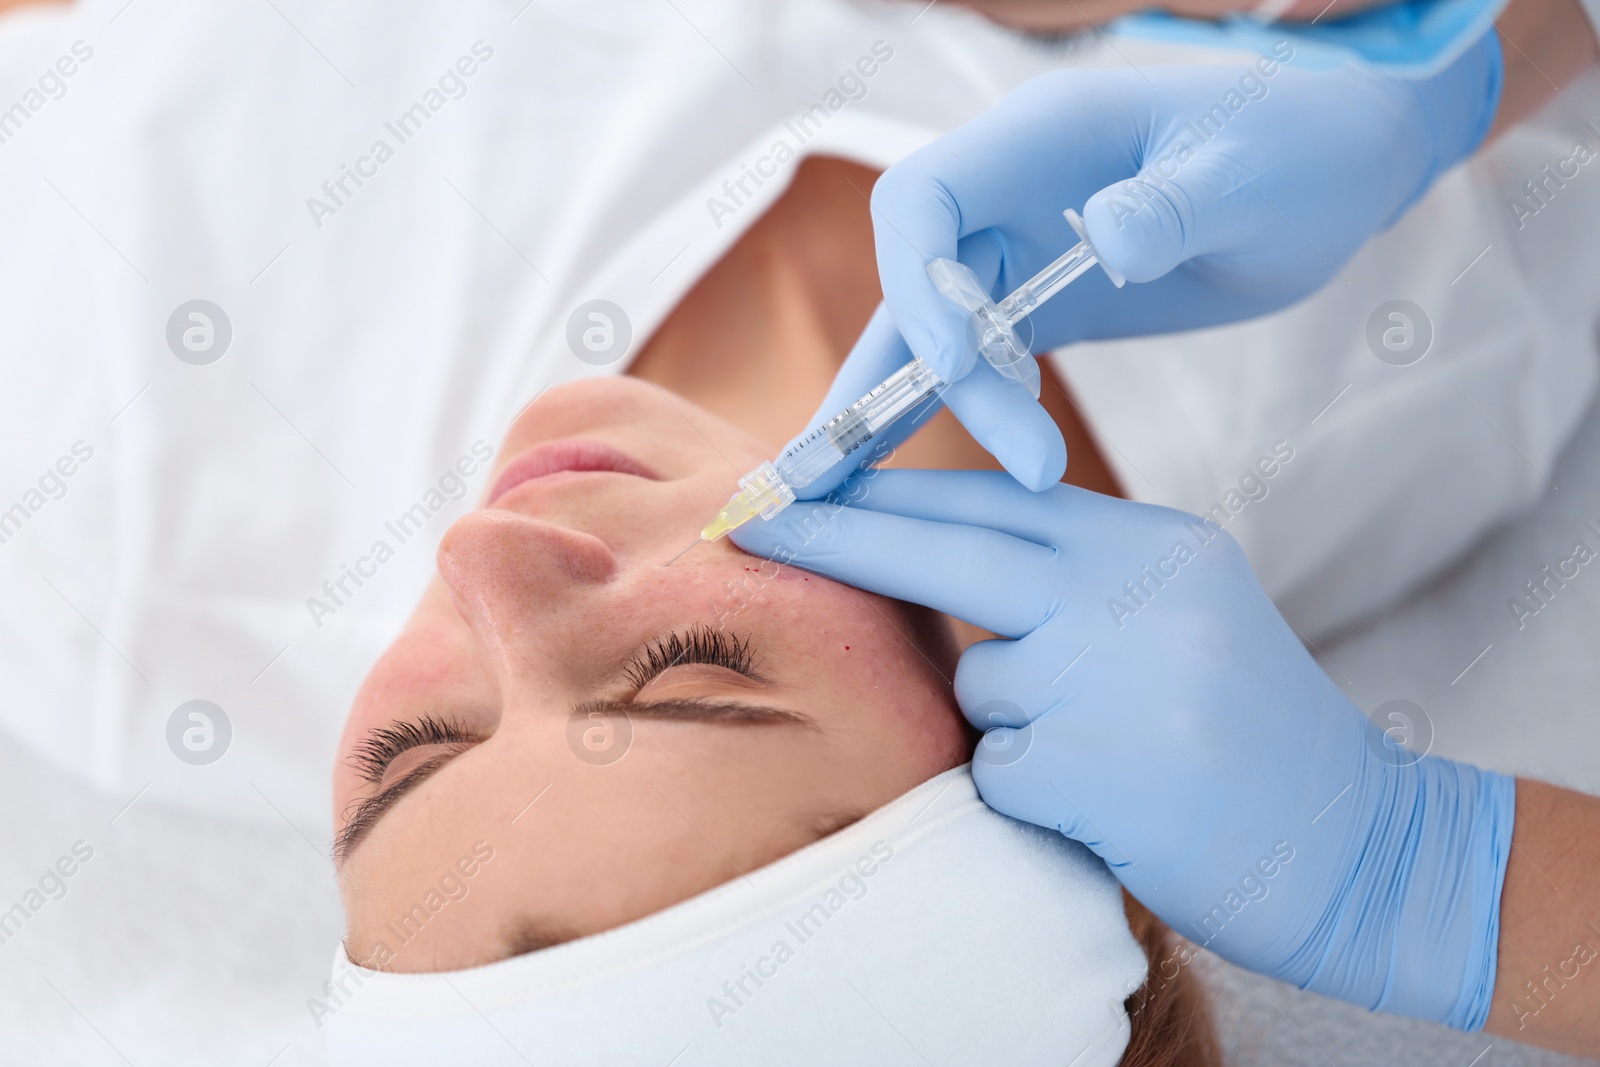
[0,0,1598,1064]
[327,767,1148,1067]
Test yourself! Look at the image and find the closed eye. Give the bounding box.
[347,714,478,785]
[334,627,769,865]
[622,625,759,689]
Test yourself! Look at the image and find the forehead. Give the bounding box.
[613,552,931,676]
[618,548,850,625]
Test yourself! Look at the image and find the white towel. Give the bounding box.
[325,766,1148,1067]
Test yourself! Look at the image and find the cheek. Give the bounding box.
[334,616,484,812]
[883,683,971,771]
[343,623,468,736]
[799,605,967,766]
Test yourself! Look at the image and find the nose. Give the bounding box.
[436,510,617,682]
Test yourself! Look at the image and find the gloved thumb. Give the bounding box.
[1081,156,1272,285]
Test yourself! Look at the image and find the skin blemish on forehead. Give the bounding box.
[755,566,808,585]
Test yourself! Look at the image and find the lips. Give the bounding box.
[487,439,658,506]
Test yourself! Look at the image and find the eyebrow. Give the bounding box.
[333,697,815,866]
[570,697,816,728]
[498,918,581,960]
[334,748,473,865]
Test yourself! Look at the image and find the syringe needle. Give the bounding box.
[662,537,702,568]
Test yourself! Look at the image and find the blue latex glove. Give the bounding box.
[846,28,1500,489]
[731,470,1515,1028]
[785,302,1070,498]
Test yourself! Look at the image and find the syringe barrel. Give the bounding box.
[996,240,1099,325]
[775,356,943,491]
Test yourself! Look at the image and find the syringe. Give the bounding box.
[698,209,1124,545]
[700,356,944,541]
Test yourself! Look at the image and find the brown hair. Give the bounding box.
[1120,892,1223,1067]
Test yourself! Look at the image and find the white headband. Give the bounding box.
[326,765,1147,1066]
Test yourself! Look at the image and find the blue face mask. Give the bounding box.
[1109,0,1510,77]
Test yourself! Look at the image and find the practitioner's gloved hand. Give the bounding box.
[785,304,1070,496]
[831,28,1500,489]
[731,470,1515,1029]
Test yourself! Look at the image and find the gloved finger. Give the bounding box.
[839,468,1076,547]
[940,360,1066,491]
[873,71,1153,374]
[869,163,980,383]
[802,363,1067,497]
[953,630,1095,726]
[899,235,1068,490]
[870,142,1041,382]
[970,750,1138,873]
[791,304,1065,499]
[1082,153,1276,285]
[967,739,1078,837]
[728,497,1059,637]
[788,305,947,500]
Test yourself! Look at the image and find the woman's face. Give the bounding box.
[334,377,969,973]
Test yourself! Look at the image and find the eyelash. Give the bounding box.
[346,628,753,785]
[623,625,755,689]
[348,714,474,785]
